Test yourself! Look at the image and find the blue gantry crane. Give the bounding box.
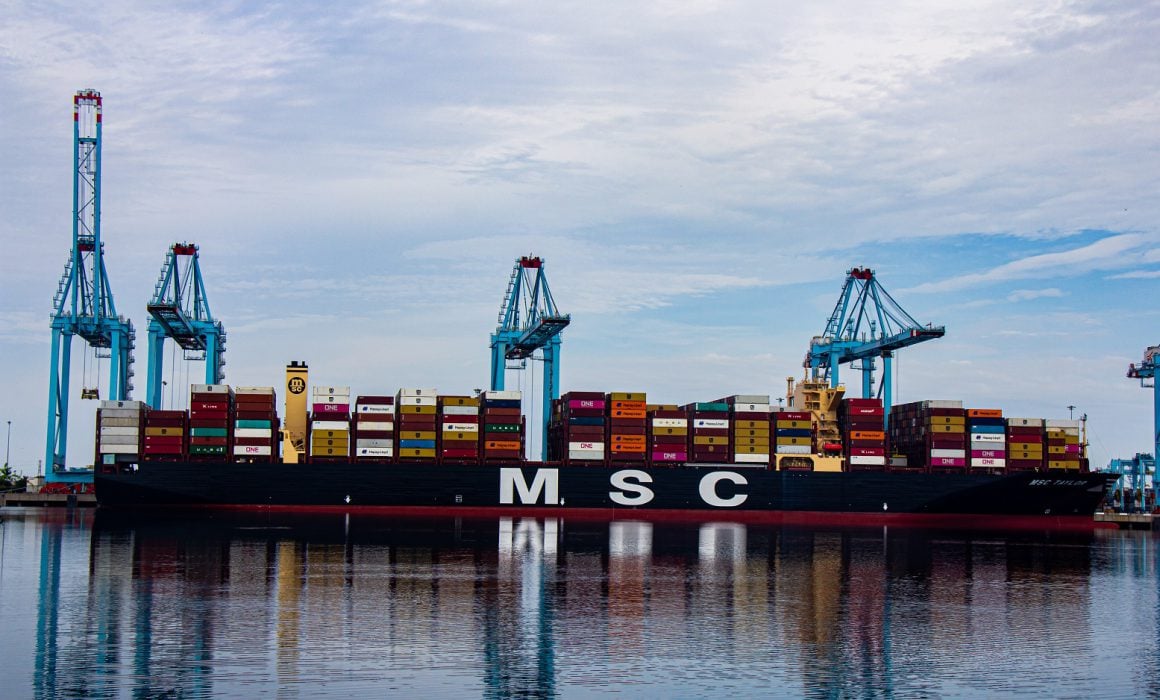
[1127,346,1160,467]
[144,242,226,408]
[45,90,136,487]
[807,267,944,424]
[490,256,570,459]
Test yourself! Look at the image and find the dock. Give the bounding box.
[1095,512,1155,530]
[0,492,98,508]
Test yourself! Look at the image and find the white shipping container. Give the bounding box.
[356,438,393,448]
[775,445,812,455]
[733,404,771,413]
[399,395,437,407]
[98,435,139,446]
[357,447,394,458]
[313,395,350,404]
[312,386,351,396]
[971,440,1007,450]
[441,405,479,416]
[731,394,771,404]
[311,420,350,430]
[99,399,145,410]
[483,390,522,401]
[100,417,140,427]
[357,404,396,414]
[356,421,394,432]
[694,419,730,429]
[568,449,605,460]
[443,423,479,433]
[99,427,140,437]
[891,456,909,467]
[930,448,966,458]
[398,387,438,397]
[733,453,770,463]
[100,444,139,454]
[233,445,272,456]
[1007,417,1044,427]
[971,458,1007,467]
[652,418,688,428]
[1045,419,1081,429]
[970,433,1005,443]
[568,441,606,451]
[923,400,963,409]
[849,455,887,466]
[191,384,231,394]
[234,386,275,395]
[235,428,272,438]
[99,409,142,420]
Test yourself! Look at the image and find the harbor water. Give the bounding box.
[1,509,1158,698]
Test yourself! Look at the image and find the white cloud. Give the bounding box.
[1006,288,1064,302]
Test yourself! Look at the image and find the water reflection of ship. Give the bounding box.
[77,513,1109,697]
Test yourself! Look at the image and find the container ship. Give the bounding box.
[93,362,1115,528]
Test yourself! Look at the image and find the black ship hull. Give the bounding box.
[95,461,1115,529]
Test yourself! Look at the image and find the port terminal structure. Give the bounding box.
[489,256,570,460]
[45,90,136,486]
[1108,346,1160,513]
[806,267,945,428]
[144,242,226,408]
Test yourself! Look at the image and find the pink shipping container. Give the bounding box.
[569,399,605,410]
[931,457,966,467]
[652,450,688,462]
[972,449,1003,459]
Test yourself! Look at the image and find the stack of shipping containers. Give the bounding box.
[190,384,233,460]
[396,388,436,461]
[840,398,886,471]
[142,408,186,462]
[1006,417,1045,472]
[550,391,605,463]
[353,395,395,462]
[967,409,1005,473]
[687,401,731,464]
[310,385,350,461]
[439,394,480,463]
[608,392,647,466]
[233,387,278,462]
[723,395,770,465]
[889,400,966,472]
[481,390,523,461]
[773,409,813,466]
[1046,419,1082,471]
[648,404,687,465]
[97,399,145,468]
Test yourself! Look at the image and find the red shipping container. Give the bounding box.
[441,448,479,458]
[649,434,686,445]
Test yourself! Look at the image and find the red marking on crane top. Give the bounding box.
[173,244,197,255]
[850,267,873,280]
[78,242,95,252]
[519,256,542,268]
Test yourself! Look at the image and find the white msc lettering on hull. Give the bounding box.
[609,469,655,506]
[500,468,560,505]
[699,471,748,507]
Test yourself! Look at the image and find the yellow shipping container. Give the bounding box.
[928,416,966,426]
[776,436,812,446]
[400,405,437,415]
[145,426,183,436]
[609,392,647,401]
[693,436,728,445]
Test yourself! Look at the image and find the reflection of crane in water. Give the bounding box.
[484,518,558,699]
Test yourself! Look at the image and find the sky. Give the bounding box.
[2,0,1159,472]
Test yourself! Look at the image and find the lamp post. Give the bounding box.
[5,420,10,468]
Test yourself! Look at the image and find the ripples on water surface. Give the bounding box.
[0,509,1157,699]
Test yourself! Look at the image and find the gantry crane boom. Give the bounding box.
[45,90,136,485]
[144,242,226,408]
[1127,346,1160,466]
[490,256,570,459]
[807,267,944,424]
